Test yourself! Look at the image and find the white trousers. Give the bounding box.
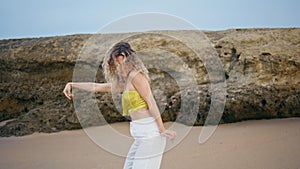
[123,117,166,169]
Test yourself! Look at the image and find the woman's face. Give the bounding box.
[116,54,124,64]
[116,54,129,76]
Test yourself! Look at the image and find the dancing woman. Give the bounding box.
[63,42,176,169]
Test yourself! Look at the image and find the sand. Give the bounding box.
[0,118,299,169]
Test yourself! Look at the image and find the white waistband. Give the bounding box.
[131,117,156,124]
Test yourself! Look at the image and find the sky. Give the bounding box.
[0,0,299,40]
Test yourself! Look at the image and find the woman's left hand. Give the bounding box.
[63,82,73,100]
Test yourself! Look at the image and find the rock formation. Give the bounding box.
[0,28,299,136]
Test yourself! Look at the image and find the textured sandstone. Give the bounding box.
[0,28,299,136]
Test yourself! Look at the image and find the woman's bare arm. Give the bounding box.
[63,82,111,100]
[131,72,176,140]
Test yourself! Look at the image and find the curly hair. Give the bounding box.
[102,42,150,87]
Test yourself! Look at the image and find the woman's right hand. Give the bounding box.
[162,130,177,141]
[63,82,73,100]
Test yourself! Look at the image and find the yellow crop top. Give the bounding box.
[122,90,148,116]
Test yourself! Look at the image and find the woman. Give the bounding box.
[63,42,176,169]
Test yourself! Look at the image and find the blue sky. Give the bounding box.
[0,0,299,39]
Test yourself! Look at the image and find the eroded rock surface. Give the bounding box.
[0,28,299,136]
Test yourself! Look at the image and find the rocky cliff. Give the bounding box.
[0,28,299,136]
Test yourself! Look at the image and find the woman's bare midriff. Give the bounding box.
[130,108,152,121]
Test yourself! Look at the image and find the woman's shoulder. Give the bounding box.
[129,70,142,79]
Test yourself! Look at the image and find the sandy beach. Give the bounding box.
[0,117,299,169]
